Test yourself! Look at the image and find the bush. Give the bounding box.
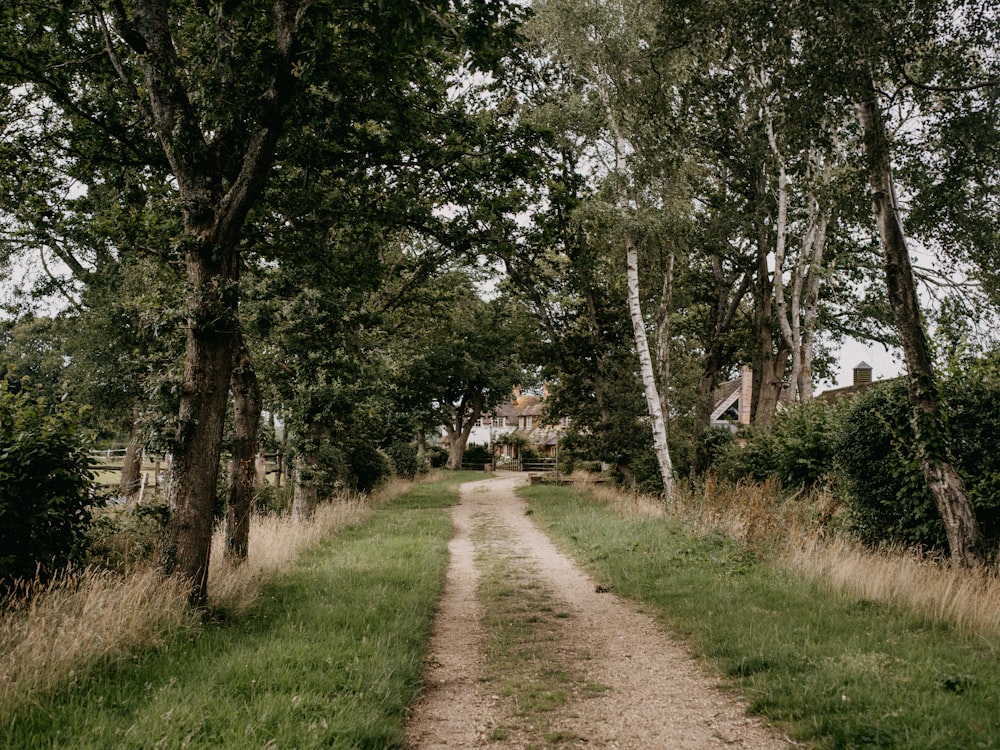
[770,400,841,487]
[426,445,448,469]
[944,373,1000,543]
[345,443,394,493]
[85,501,167,571]
[834,379,944,549]
[253,482,291,516]
[713,401,840,488]
[0,381,95,587]
[705,366,1000,553]
[463,443,491,466]
[836,373,1000,552]
[385,441,421,479]
[713,427,778,484]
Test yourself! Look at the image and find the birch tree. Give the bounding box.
[526,0,681,495]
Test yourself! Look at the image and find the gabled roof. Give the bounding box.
[709,378,742,422]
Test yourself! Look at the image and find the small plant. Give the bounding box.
[385,441,422,479]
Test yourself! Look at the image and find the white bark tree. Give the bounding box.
[765,114,835,402]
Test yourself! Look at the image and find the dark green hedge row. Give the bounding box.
[711,370,1000,553]
[0,381,94,588]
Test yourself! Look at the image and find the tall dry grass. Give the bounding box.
[207,494,370,615]
[0,480,408,717]
[0,567,196,715]
[786,538,1000,636]
[584,475,1000,639]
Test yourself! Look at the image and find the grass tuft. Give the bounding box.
[0,567,196,717]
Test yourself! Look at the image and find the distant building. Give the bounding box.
[710,362,879,430]
[443,388,567,461]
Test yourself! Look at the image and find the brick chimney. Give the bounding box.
[738,365,753,425]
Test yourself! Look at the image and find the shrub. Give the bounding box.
[713,427,778,484]
[705,366,1000,553]
[834,372,1000,552]
[834,379,945,549]
[85,501,167,571]
[944,373,1000,544]
[713,401,840,488]
[344,443,394,493]
[770,400,841,487]
[253,482,291,516]
[385,441,421,479]
[0,380,95,587]
[426,445,449,468]
[463,443,492,466]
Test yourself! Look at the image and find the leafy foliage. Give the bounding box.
[835,380,946,549]
[714,400,840,488]
[837,372,1000,551]
[385,441,422,479]
[716,364,1000,553]
[0,380,94,587]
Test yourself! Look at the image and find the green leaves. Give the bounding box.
[0,379,94,588]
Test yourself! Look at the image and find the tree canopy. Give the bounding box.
[3,0,1000,584]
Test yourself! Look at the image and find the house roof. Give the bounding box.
[709,378,742,422]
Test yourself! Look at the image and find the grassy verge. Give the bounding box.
[0,472,478,749]
[520,483,1000,749]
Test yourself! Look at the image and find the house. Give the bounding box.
[709,365,755,430]
[453,388,567,461]
[710,362,876,430]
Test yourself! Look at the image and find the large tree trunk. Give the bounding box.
[752,209,789,428]
[224,338,262,563]
[766,118,832,405]
[626,232,675,498]
[597,79,675,498]
[856,87,982,568]
[111,0,302,604]
[444,393,483,470]
[160,248,239,605]
[119,408,144,497]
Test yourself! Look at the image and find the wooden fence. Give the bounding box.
[89,449,290,501]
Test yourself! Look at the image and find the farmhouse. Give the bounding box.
[451,388,567,463]
[710,362,877,430]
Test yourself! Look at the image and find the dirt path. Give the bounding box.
[405,475,791,749]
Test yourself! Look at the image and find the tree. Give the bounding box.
[655,0,992,563]
[396,282,529,470]
[1,0,527,602]
[855,84,982,566]
[520,0,685,494]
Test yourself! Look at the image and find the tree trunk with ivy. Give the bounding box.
[225,339,262,562]
[119,409,144,497]
[856,85,982,568]
[105,0,303,604]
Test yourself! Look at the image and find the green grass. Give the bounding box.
[520,483,1000,749]
[0,474,470,749]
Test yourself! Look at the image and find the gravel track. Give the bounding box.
[405,474,792,749]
